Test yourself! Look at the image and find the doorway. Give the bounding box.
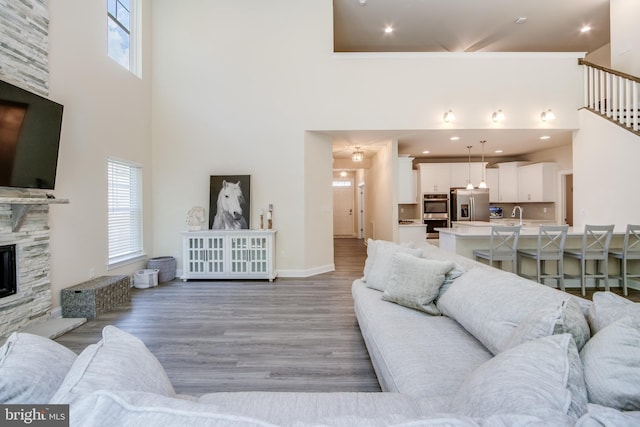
[560,172,574,226]
[333,173,355,237]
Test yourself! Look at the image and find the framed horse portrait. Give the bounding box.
[209,175,251,230]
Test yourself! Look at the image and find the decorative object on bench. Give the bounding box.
[61,275,130,318]
[185,206,206,231]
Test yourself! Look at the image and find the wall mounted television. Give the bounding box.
[0,78,64,190]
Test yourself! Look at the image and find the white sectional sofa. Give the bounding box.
[1,239,640,426]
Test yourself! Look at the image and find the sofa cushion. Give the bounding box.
[381,253,453,315]
[352,280,492,399]
[51,326,175,404]
[449,334,588,423]
[437,267,591,355]
[363,240,422,291]
[580,315,640,411]
[503,297,590,351]
[576,404,640,427]
[588,291,640,335]
[0,332,77,404]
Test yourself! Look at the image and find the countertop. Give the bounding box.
[437,223,626,237]
[398,220,424,227]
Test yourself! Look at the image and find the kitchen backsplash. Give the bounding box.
[492,202,556,221]
[398,204,420,221]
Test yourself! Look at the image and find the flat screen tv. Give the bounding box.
[0,79,63,190]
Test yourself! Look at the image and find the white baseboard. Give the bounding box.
[278,264,335,278]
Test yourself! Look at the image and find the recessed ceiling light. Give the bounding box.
[422,150,430,154]
[581,25,592,33]
[358,0,367,5]
[450,136,460,141]
[540,136,551,140]
[495,150,503,153]
[384,26,393,34]
[514,17,527,24]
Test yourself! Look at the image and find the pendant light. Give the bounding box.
[478,140,488,189]
[352,146,364,162]
[465,146,474,190]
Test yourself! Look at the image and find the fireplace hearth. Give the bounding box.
[0,245,17,299]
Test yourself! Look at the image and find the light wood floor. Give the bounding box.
[55,238,380,396]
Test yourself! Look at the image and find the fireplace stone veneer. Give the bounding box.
[0,191,61,339]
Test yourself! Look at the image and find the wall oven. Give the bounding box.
[423,194,450,238]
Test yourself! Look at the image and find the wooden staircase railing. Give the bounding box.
[579,59,640,135]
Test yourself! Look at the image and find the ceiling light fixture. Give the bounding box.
[465,145,474,190]
[351,146,364,162]
[443,109,455,123]
[491,109,505,123]
[422,150,430,154]
[540,109,556,122]
[581,25,592,33]
[340,170,347,177]
[478,140,487,189]
[358,0,367,5]
[450,136,460,141]
[384,26,393,34]
[514,17,527,24]
[540,136,551,140]
[495,150,503,153]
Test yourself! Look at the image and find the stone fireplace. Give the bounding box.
[0,189,60,339]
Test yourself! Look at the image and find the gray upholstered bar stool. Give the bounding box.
[473,225,521,272]
[609,224,640,296]
[516,225,569,290]
[564,224,614,297]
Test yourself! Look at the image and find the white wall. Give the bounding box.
[47,0,153,307]
[573,109,640,228]
[150,0,585,276]
[610,0,640,76]
[364,141,396,243]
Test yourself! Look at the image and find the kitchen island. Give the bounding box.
[437,223,628,288]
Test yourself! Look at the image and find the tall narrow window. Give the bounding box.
[108,0,136,72]
[108,158,143,266]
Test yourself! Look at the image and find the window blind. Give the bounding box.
[108,158,142,265]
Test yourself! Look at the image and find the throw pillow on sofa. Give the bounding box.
[580,315,640,411]
[363,240,422,292]
[0,332,77,404]
[449,334,588,423]
[381,253,454,315]
[503,297,590,351]
[51,325,175,404]
[588,291,640,335]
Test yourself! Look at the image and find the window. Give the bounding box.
[108,158,143,266]
[108,0,136,73]
[332,180,352,187]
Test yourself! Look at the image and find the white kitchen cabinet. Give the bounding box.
[419,163,451,194]
[449,163,485,189]
[398,157,417,204]
[498,162,527,202]
[485,168,500,202]
[181,230,277,281]
[518,162,556,202]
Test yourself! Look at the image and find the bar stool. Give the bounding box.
[564,224,614,297]
[517,225,569,291]
[609,224,640,296]
[473,225,521,272]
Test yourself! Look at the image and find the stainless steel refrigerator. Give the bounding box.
[450,188,490,222]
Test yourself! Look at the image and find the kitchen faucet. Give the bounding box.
[511,206,523,225]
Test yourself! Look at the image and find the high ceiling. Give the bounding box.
[333,0,610,53]
[330,0,610,161]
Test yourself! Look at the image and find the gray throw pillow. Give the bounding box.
[503,297,590,351]
[51,326,175,404]
[449,334,588,423]
[381,253,454,315]
[580,316,640,411]
[364,240,422,291]
[0,332,77,404]
[589,291,640,335]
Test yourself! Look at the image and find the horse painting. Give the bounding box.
[212,180,249,229]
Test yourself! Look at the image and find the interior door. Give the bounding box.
[333,179,355,236]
